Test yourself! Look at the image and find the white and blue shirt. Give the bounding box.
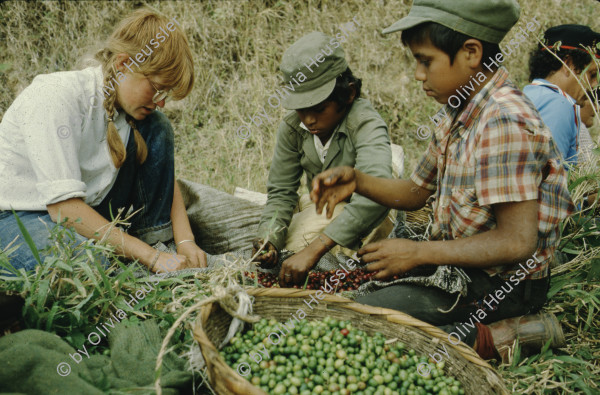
[524,79,581,166]
[0,66,130,211]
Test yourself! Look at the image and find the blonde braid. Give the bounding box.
[102,68,127,168]
[93,7,195,168]
[99,57,148,168]
[126,117,148,164]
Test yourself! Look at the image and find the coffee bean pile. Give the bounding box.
[245,269,401,291]
[223,317,464,395]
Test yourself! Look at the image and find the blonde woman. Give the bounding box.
[0,9,206,273]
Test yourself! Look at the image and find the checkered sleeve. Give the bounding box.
[410,135,439,192]
[476,111,544,206]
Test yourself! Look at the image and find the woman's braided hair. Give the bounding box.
[94,8,194,168]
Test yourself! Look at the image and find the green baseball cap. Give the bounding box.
[280,31,348,110]
[382,0,520,44]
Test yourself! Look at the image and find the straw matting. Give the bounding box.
[405,205,432,225]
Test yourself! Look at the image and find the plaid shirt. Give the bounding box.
[411,67,574,280]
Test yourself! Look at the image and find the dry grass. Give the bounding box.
[1,1,600,393]
[1,0,598,193]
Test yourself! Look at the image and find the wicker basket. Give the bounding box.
[405,205,432,225]
[193,288,508,395]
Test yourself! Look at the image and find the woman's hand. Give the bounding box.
[279,248,321,286]
[252,238,278,268]
[177,241,208,268]
[152,252,192,273]
[310,166,357,219]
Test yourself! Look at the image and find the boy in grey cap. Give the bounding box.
[311,0,573,362]
[253,32,394,286]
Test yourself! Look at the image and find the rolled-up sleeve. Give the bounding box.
[323,118,393,249]
[18,82,86,205]
[257,121,303,250]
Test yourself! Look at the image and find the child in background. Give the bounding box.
[523,25,600,166]
[310,0,573,361]
[252,32,394,286]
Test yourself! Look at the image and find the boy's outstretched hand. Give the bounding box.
[359,239,422,280]
[310,166,357,219]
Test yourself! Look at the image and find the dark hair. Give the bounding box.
[324,67,362,112]
[528,48,593,81]
[401,22,501,68]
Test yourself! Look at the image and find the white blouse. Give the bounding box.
[0,66,130,211]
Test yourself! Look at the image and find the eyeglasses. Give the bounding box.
[147,78,171,104]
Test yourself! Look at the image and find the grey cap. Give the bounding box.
[382,0,521,44]
[280,32,348,110]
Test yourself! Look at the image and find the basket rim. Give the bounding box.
[193,287,509,395]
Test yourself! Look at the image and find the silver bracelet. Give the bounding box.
[149,250,161,272]
[177,239,195,246]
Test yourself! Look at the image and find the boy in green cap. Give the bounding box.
[252,31,394,286]
[310,0,574,361]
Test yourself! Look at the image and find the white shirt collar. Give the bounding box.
[301,122,335,164]
[531,78,577,104]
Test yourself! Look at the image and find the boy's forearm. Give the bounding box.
[305,233,334,258]
[416,200,539,269]
[355,170,432,210]
[417,228,538,269]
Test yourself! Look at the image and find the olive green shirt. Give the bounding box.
[257,98,393,250]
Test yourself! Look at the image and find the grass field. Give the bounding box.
[1,1,600,394]
[2,0,599,192]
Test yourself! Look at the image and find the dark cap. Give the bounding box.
[382,0,520,44]
[542,25,600,58]
[279,32,348,110]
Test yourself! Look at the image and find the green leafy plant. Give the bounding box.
[0,213,200,354]
[498,162,600,394]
